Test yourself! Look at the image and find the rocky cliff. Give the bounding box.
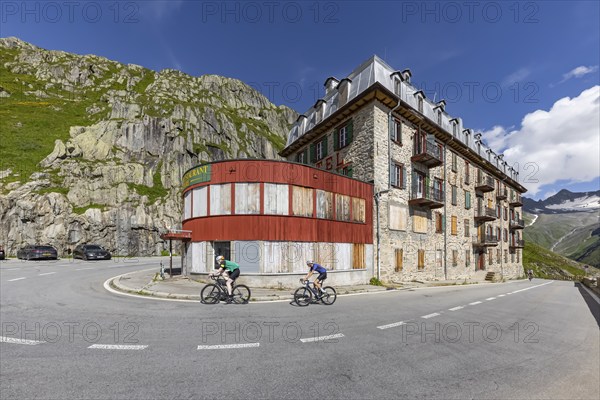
[0,37,297,256]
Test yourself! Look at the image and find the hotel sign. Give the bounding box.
[183,164,211,189]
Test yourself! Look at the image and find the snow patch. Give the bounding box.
[546,195,600,211]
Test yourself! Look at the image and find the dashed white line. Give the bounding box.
[88,344,148,350]
[449,306,464,311]
[498,294,506,297]
[1,336,45,345]
[38,272,57,276]
[469,301,482,305]
[3,268,20,271]
[377,321,406,330]
[7,277,26,282]
[300,333,345,343]
[421,313,440,319]
[197,343,260,350]
[486,297,496,301]
[76,268,94,271]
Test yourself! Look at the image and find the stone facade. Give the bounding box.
[281,57,525,283]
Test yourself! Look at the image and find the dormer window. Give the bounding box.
[394,79,401,96]
[452,122,457,136]
[437,110,442,125]
[418,97,423,113]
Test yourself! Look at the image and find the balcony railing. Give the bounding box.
[409,184,444,209]
[411,141,443,167]
[509,194,523,206]
[510,218,525,229]
[510,239,525,248]
[475,174,494,192]
[472,234,499,247]
[474,207,497,221]
[496,188,508,200]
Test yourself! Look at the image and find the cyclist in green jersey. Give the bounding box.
[210,255,241,302]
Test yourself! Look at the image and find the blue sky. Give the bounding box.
[1,0,599,199]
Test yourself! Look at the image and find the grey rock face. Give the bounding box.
[0,37,297,256]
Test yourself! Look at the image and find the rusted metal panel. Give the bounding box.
[235,183,260,215]
[192,186,207,218]
[292,185,313,217]
[336,194,350,221]
[210,183,231,215]
[264,183,289,215]
[316,190,333,219]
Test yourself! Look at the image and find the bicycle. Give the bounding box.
[200,275,251,304]
[294,279,337,306]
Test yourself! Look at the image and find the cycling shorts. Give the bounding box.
[226,268,240,281]
[317,271,327,282]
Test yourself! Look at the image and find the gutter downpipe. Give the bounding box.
[375,189,390,281]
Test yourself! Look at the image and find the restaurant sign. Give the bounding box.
[183,164,211,189]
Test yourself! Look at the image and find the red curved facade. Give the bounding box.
[181,160,374,244]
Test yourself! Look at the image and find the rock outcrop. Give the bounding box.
[0,37,297,256]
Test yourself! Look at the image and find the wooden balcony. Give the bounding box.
[474,207,497,222]
[472,234,499,247]
[496,188,507,200]
[509,194,523,206]
[411,141,443,168]
[510,218,525,230]
[409,185,444,209]
[510,239,525,248]
[475,175,494,192]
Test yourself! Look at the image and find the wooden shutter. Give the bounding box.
[334,128,339,150]
[451,216,457,235]
[347,120,353,144]
[322,136,328,157]
[418,249,425,269]
[395,249,403,272]
[310,143,316,163]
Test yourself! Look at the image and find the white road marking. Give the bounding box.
[449,306,464,311]
[76,268,94,271]
[88,344,148,350]
[486,297,496,301]
[197,343,260,350]
[38,272,57,276]
[498,294,506,297]
[421,313,440,319]
[3,268,20,271]
[469,301,482,305]
[8,277,26,282]
[300,333,344,343]
[377,321,406,330]
[1,336,45,345]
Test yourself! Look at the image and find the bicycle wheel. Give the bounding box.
[294,287,312,306]
[320,286,337,305]
[201,284,221,304]
[232,284,251,304]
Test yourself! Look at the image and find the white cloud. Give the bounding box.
[559,65,598,84]
[482,86,600,197]
[502,68,531,87]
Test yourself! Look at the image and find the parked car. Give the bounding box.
[0,246,5,260]
[73,244,111,261]
[17,245,58,260]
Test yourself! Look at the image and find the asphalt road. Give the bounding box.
[1,258,598,399]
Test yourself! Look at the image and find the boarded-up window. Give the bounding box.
[497,249,501,263]
[192,186,207,217]
[210,184,231,215]
[235,183,260,214]
[395,249,403,272]
[352,197,366,223]
[451,216,458,235]
[488,250,493,265]
[335,243,352,271]
[184,190,192,220]
[353,243,365,269]
[234,241,260,273]
[413,210,428,233]
[316,243,334,267]
[336,194,350,221]
[418,249,425,270]
[452,250,458,267]
[435,212,443,233]
[292,186,313,217]
[436,249,443,268]
[316,190,333,219]
[263,242,289,273]
[389,204,407,231]
[264,183,289,215]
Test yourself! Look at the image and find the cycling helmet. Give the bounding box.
[216,255,225,263]
[306,260,314,266]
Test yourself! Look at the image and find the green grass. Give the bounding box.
[523,241,588,280]
[72,204,107,215]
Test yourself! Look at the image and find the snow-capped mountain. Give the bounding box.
[524,189,600,214]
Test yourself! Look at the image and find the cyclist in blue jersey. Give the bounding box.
[303,261,327,296]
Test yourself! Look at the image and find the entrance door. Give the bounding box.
[478,251,485,270]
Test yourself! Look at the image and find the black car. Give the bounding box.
[73,244,111,261]
[0,246,5,260]
[17,245,58,260]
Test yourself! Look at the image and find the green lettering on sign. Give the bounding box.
[183,165,212,189]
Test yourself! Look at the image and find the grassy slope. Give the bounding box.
[523,241,593,280]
